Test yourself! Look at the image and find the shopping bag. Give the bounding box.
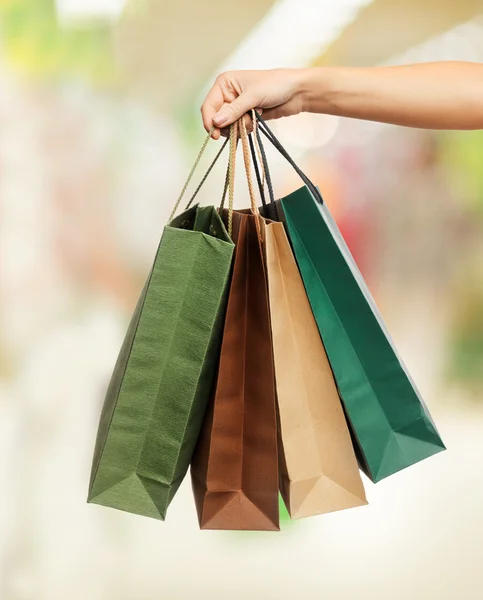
[191,120,279,531]
[257,115,445,483]
[250,123,366,517]
[88,135,235,520]
[263,218,367,518]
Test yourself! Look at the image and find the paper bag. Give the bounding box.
[263,218,367,518]
[191,211,279,530]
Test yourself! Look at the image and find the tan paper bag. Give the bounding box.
[263,219,368,519]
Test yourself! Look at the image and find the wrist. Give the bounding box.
[280,68,315,114]
[298,67,338,115]
[293,68,314,113]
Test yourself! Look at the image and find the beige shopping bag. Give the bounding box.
[263,218,368,519]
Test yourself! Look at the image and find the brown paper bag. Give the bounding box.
[263,218,367,519]
[190,210,279,531]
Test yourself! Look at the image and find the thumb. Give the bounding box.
[213,93,257,127]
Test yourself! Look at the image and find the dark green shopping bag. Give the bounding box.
[88,136,235,519]
[256,115,445,483]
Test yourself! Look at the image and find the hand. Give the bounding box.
[201,68,307,139]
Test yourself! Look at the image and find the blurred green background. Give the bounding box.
[1,1,483,599]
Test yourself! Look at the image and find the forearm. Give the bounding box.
[301,62,483,130]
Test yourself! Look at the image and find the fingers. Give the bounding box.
[201,83,225,137]
[201,72,264,137]
[217,112,261,138]
[213,92,258,128]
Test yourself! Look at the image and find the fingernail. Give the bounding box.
[214,110,228,126]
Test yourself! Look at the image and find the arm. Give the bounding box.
[202,62,483,138]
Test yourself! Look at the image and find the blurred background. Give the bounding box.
[1,1,483,598]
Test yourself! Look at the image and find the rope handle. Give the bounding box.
[168,127,214,221]
[251,110,266,191]
[238,116,263,241]
[249,133,266,207]
[185,137,229,210]
[219,160,231,212]
[221,111,273,215]
[254,112,324,205]
[248,110,278,221]
[239,116,258,216]
[226,120,238,237]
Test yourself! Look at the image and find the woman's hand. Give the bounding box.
[201,68,307,139]
[201,63,483,135]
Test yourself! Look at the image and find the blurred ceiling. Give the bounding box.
[314,0,483,66]
[113,0,277,111]
[57,0,126,21]
[113,0,483,115]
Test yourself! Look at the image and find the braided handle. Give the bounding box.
[226,120,238,238]
[255,112,324,206]
[185,137,229,210]
[239,116,259,216]
[238,116,263,241]
[169,127,215,221]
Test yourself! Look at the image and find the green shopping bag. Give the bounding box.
[256,115,445,483]
[88,135,235,520]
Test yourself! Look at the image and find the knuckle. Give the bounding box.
[224,103,238,116]
[216,71,229,83]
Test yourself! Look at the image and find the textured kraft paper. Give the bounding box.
[191,211,279,531]
[262,218,367,518]
[88,205,234,521]
[280,186,445,482]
